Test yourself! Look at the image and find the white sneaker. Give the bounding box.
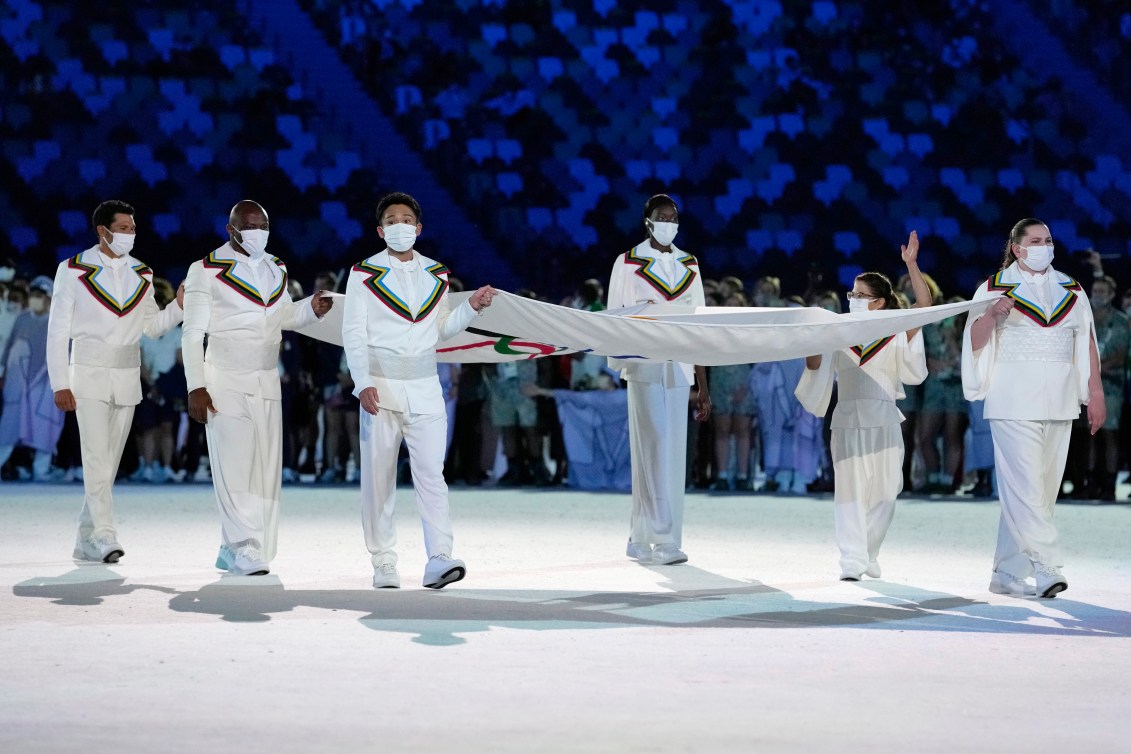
[989,570,1037,597]
[626,541,653,563]
[73,534,124,564]
[1035,564,1067,599]
[839,570,863,582]
[372,562,401,589]
[865,561,881,579]
[423,555,466,589]
[230,543,269,576]
[215,544,233,571]
[652,544,688,566]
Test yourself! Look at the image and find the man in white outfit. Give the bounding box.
[342,192,495,589]
[607,194,712,566]
[183,200,332,576]
[962,218,1104,599]
[47,200,184,563]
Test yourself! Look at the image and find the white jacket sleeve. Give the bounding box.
[282,295,322,332]
[342,271,373,397]
[606,255,629,372]
[181,262,210,393]
[794,355,834,417]
[896,330,928,386]
[46,261,74,392]
[437,289,477,341]
[960,283,998,401]
[1073,288,1099,404]
[142,293,184,338]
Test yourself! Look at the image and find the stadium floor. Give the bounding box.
[2,484,1129,753]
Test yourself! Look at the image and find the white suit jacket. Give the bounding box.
[606,240,704,386]
[961,262,1096,421]
[182,244,319,400]
[47,246,183,405]
[342,249,476,414]
[795,330,927,428]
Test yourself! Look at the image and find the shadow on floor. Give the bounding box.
[14,565,1130,645]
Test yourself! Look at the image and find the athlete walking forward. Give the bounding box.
[961,218,1103,599]
[342,192,495,589]
[796,232,929,580]
[48,200,184,563]
[183,200,332,576]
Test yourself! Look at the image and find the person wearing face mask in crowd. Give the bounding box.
[607,194,712,566]
[796,232,929,581]
[343,192,496,590]
[45,201,187,561]
[962,219,1104,599]
[0,277,61,482]
[183,200,334,576]
[1063,275,1127,500]
[0,281,26,381]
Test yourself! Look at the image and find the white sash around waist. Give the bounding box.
[71,340,141,369]
[368,348,436,381]
[997,327,1074,363]
[206,338,280,371]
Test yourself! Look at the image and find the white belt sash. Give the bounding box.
[368,348,436,381]
[71,340,141,369]
[997,328,1074,363]
[205,339,280,371]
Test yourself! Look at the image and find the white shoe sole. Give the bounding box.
[1038,581,1067,599]
[73,546,123,564]
[373,575,401,589]
[423,565,466,589]
[653,553,688,566]
[988,584,1036,597]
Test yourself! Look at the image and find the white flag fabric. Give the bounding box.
[298,291,991,366]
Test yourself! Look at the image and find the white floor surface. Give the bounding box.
[2,483,1129,753]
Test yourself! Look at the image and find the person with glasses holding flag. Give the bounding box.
[796,232,930,581]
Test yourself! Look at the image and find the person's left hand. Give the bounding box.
[176,281,186,309]
[311,290,333,317]
[470,285,497,311]
[1088,390,1107,435]
[901,230,919,265]
[693,386,712,422]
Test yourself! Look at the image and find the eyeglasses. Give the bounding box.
[845,292,877,300]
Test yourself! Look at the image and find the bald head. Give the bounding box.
[229,200,268,230]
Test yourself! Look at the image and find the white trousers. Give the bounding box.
[831,425,903,575]
[627,381,688,547]
[75,398,135,539]
[360,408,453,566]
[205,390,282,561]
[989,419,1069,576]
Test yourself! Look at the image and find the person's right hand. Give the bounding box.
[188,387,218,424]
[989,297,1014,322]
[54,389,76,412]
[359,386,380,415]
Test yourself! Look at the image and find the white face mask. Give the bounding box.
[648,221,678,247]
[0,266,14,283]
[848,297,874,314]
[28,296,48,315]
[103,231,135,257]
[382,223,418,253]
[235,229,269,262]
[1020,244,1053,272]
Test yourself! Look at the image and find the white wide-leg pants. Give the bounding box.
[627,381,688,547]
[205,389,282,561]
[989,419,1070,577]
[75,398,135,540]
[831,425,903,575]
[360,408,453,566]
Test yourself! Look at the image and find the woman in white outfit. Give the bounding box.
[961,218,1104,599]
[797,232,930,581]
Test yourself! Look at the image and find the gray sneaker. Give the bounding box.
[1034,564,1067,599]
[229,542,269,576]
[372,562,401,589]
[423,555,466,589]
[73,534,124,564]
[989,570,1037,597]
[652,544,688,566]
[626,541,653,563]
